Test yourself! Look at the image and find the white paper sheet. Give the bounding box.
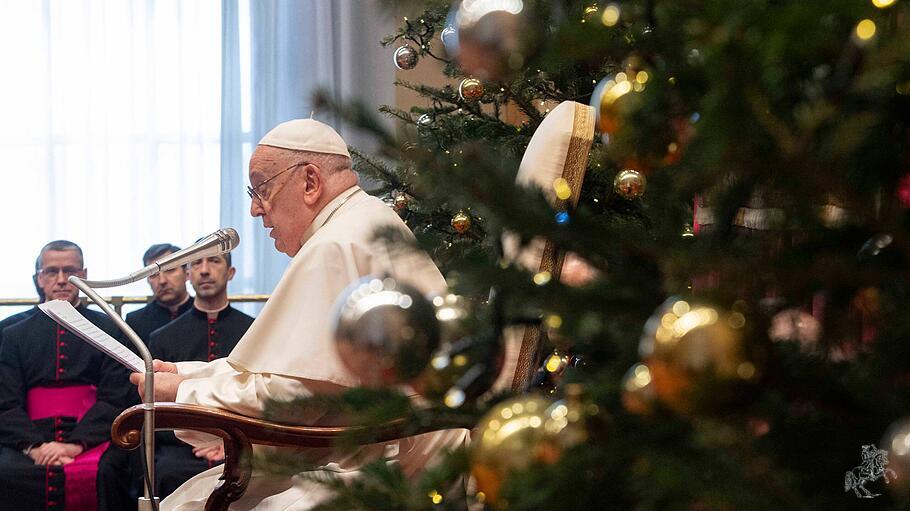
[38,300,145,373]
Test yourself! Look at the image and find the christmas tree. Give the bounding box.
[266,1,910,509]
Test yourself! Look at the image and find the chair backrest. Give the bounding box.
[496,101,596,392]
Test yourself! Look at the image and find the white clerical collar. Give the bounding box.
[300,185,363,245]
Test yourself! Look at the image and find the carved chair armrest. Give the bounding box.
[111,403,452,511]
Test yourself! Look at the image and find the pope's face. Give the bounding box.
[248,146,314,257]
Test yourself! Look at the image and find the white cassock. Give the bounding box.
[162,185,470,510]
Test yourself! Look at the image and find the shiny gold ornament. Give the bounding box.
[333,277,440,387]
[589,67,649,144]
[638,298,759,415]
[881,418,910,498]
[393,45,419,70]
[622,53,647,78]
[458,78,485,102]
[451,211,472,234]
[613,169,646,199]
[582,4,599,22]
[471,395,555,506]
[540,384,590,459]
[621,363,657,415]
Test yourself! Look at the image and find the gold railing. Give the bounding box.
[0,295,270,316]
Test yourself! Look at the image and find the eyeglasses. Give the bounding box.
[247,162,308,205]
[37,266,84,279]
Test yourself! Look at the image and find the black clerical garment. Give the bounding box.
[0,306,38,351]
[125,297,194,345]
[147,305,253,497]
[0,306,133,510]
[97,297,192,511]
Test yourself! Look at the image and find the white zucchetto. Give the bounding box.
[258,118,351,158]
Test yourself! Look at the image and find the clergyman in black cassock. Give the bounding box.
[0,306,133,510]
[124,243,195,345]
[125,298,194,346]
[148,304,253,497]
[0,306,38,350]
[97,242,194,511]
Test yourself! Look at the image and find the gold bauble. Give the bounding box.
[540,384,590,459]
[458,78,485,102]
[451,211,472,234]
[613,169,646,199]
[621,363,657,415]
[622,54,647,77]
[582,4,599,22]
[471,395,555,506]
[638,298,759,415]
[881,418,910,498]
[589,68,649,143]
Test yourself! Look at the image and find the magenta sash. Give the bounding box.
[26,385,109,511]
[27,385,97,422]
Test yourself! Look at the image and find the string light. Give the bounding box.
[553,178,572,200]
[601,3,620,26]
[854,19,877,42]
[533,271,552,285]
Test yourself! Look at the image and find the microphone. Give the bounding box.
[80,228,240,289]
[153,228,240,273]
[62,227,237,509]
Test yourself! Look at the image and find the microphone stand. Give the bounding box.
[69,276,159,510]
[54,228,237,510]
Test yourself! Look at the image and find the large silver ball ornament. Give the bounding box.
[333,277,440,387]
[393,44,419,70]
[448,0,543,81]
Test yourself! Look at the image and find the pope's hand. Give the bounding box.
[193,443,225,462]
[130,370,185,402]
[152,359,178,373]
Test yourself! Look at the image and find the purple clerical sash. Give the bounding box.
[27,385,109,511]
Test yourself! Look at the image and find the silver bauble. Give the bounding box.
[333,277,439,387]
[449,0,542,80]
[416,113,433,129]
[393,44,419,70]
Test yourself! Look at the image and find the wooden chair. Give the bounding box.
[111,100,595,511]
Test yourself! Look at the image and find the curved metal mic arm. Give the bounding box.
[80,228,240,289]
[79,266,161,289]
[69,276,158,507]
